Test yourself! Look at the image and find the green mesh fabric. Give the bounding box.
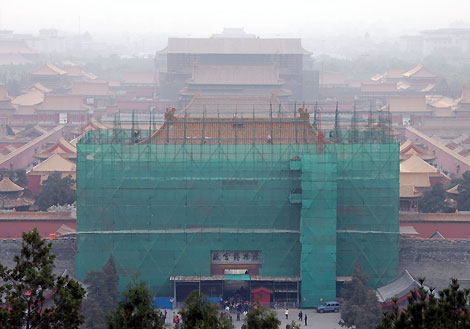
[76,129,399,307]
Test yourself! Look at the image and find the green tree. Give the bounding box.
[0,168,29,189]
[340,261,382,329]
[82,255,120,329]
[244,303,280,329]
[107,279,162,329]
[180,290,232,329]
[419,182,454,213]
[0,228,85,329]
[457,171,470,211]
[35,171,75,211]
[377,278,470,329]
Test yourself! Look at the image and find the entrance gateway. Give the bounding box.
[170,250,300,308]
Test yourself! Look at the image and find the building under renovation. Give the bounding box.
[156,29,318,103]
[76,107,399,308]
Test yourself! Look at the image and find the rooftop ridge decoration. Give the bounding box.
[79,103,395,147]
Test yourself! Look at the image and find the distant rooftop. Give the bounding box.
[160,37,312,55]
[31,63,67,76]
[37,94,90,111]
[211,28,256,39]
[188,65,284,86]
[70,81,112,96]
[184,94,282,114]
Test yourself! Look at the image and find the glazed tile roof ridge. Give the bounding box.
[0,125,64,166]
[400,140,436,161]
[400,184,423,198]
[36,94,90,111]
[31,63,67,76]
[400,154,440,174]
[384,68,407,79]
[386,95,428,113]
[406,126,470,167]
[447,184,459,194]
[376,269,417,302]
[376,270,436,303]
[0,177,23,192]
[148,112,319,145]
[32,83,52,93]
[402,65,437,78]
[400,212,470,222]
[0,211,75,220]
[34,137,77,159]
[12,90,44,106]
[30,153,76,172]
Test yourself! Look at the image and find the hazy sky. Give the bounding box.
[5,0,470,38]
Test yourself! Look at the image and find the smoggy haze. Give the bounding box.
[5,0,470,38]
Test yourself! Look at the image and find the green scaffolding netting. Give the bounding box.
[76,128,399,308]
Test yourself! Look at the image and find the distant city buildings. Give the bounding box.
[400,28,470,58]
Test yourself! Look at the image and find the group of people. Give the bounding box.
[160,310,181,328]
[219,299,253,324]
[159,309,167,323]
[220,298,253,319]
[284,308,308,327]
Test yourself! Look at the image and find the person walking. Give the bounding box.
[298,310,303,322]
[285,308,289,320]
[304,313,308,326]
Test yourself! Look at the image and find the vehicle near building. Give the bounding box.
[316,302,341,313]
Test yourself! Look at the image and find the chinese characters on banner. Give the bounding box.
[211,251,262,264]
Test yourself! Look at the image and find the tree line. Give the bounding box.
[419,171,470,213]
[2,230,470,328]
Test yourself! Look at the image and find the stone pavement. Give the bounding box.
[163,308,342,329]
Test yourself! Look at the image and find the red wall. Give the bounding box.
[0,126,65,170]
[0,220,76,239]
[404,128,470,175]
[401,222,470,239]
[27,175,42,195]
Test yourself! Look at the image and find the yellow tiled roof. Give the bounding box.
[30,154,76,172]
[0,177,23,192]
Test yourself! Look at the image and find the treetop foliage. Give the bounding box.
[82,255,120,329]
[244,303,281,329]
[341,260,382,329]
[35,171,75,211]
[377,278,470,329]
[457,171,470,211]
[180,290,232,329]
[0,228,85,329]
[107,278,162,329]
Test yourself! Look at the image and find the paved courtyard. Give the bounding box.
[164,308,342,329]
